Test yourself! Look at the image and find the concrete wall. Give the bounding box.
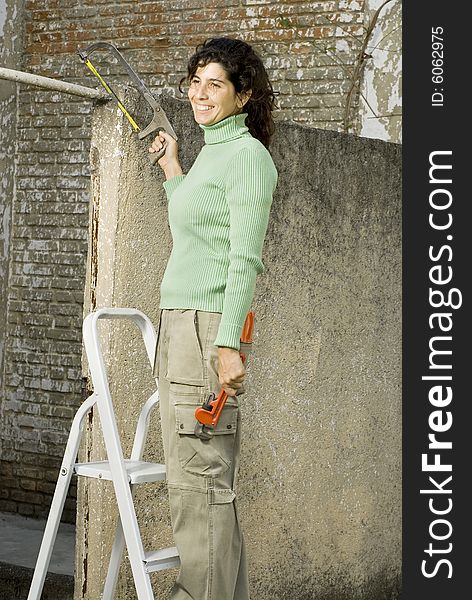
[76,91,401,599]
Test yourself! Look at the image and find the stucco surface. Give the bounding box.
[77,89,401,599]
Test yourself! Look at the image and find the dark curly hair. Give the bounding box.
[179,37,279,149]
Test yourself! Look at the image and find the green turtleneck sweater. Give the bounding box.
[159,112,278,350]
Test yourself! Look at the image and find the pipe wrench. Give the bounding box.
[77,41,177,165]
[194,311,254,440]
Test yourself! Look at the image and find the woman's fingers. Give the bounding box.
[219,374,244,392]
[221,382,241,397]
[149,130,167,153]
[149,130,175,151]
[149,130,179,166]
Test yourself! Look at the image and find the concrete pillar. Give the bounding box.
[76,90,401,599]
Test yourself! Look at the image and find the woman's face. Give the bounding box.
[187,62,250,126]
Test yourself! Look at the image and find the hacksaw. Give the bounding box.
[78,41,177,165]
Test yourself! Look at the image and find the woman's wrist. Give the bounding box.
[217,346,240,355]
[163,161,183,180]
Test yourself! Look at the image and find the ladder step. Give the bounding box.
[143,546,180,573]
[74,460,166,484]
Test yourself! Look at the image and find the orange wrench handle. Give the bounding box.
[194,311,254,429]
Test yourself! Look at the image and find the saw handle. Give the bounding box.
[150,145,166,165]
[149,130,174,165]
[194,311,254,429]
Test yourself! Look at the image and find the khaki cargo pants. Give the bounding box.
[153,308,251,600]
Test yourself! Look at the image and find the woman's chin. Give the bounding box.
[194,112,217,125]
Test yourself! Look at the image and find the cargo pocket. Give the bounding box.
[166,309,204,386]
[174,403,238,478]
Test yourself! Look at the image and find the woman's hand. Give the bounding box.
[149,130,182,177]
[217,347,245,397]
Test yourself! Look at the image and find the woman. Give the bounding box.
[149,37,278,600]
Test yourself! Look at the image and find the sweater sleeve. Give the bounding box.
[213,146,278,350]
[162,174,186,201]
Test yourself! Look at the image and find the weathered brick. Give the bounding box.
[0,500,21,513]
[18,312,54,326]
[36,481,57,495]
[18,503,36,516]
[1,477,19,490]
[39,377,77,393]
[11,488,44,505]
[40,404,75,419]
[17,429,42,444]
[2,398,41,414]
[12,466,39,480]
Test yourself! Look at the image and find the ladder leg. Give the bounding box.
[113,488,155,599]
[27,464,74,600]
[102,516,126,599]
[104,480,145,599]
[27,394,97,600]
[95,393,155,598]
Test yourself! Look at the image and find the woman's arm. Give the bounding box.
[214,144,278,350]
[214,145,277,395]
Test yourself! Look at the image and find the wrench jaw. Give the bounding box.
[194,422,214,440]
[194,393,216,440]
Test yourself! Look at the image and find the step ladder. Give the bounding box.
[27,307,180,600]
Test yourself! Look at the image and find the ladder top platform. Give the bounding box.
[74,460,167,484]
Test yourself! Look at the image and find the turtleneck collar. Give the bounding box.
[199,112,249,145]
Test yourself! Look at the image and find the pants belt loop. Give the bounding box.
[207,477,215,505]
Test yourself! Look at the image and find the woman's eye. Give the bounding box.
[189,79,220,88]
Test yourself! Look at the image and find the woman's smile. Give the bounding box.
[196,104,215,112]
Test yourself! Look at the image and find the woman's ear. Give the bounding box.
[238,89,252,108]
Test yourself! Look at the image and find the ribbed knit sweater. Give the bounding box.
[159,112,278,350]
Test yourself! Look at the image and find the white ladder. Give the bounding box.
[27,307,179,600]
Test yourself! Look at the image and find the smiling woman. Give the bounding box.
[148,37,278,600]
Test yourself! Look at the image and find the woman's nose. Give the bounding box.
[196,85,208,98]
[190,80,208,98]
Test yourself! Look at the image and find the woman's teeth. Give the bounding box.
[196,105,214,111]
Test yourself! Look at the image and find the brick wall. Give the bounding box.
[1,0,367,522]
[25,0,365,126]
[0,88,89,521]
